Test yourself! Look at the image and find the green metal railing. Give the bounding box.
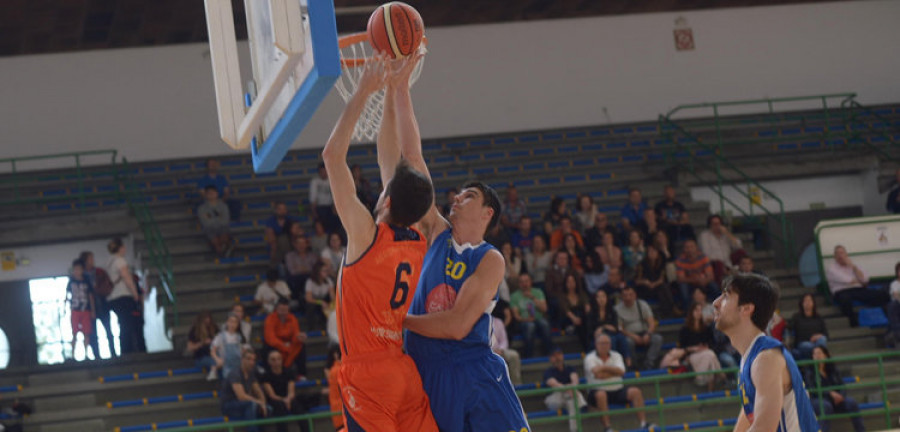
[813,215,900,298]
[161,351,900,432]
[0,150,121,210]
[840,99,900,161]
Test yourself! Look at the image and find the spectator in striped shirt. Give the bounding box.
[675,239,720,309]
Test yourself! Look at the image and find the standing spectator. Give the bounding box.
[615,286,663,370]
[511,216,538,250]
[220,348,270,431]
[264,300,308,378]
[599,267,630,298]
[491,315,522,385]
[80,251,116,359]
[675,239,719,309]
[589,290,632,365]
[196,158,241,221]
[620,188,648,234]
[263,202,298,263]
[543,347,588,432]
[885,168,900,214]
[559,273,591,350]
[622,230,646,280]
[229,303,253,344]
[262,350,311,432]
[550,216,585,251]
[211,314,245,380]
[304,261,335,332]
[698,215,746,284]
[659,303,724,391]
[319,233,345,279]
[585,213,619,251]
[584,332,656,432]
[510,273,553,358]
[574,194,599,232]
[309,162,338,233]
[887,262,900,348]
[284,236,317,301]
[308,221,328,254]
[66,259,95,360]
[806,346,866,432]
[500,184,528,231]
[635,245,678,317]
[655,185,694,246]
[350,164,377,211]
[524,235,553,287]
[186,312,218,378]
[790,293,829,360]
[255,269,292,315]
[826,245,888,327]
[197,185,234,257]
[582,252,609,297]
[543,197,570,234]
[106,237,144,355]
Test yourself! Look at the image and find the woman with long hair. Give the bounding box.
[805,346,866,432]
[210,314,245,380]
[561,233,585,274]
[588,290,632,366]
[524,235,553,287]
[319,232,345,279]
[187,311,219,376]
[304,260,335,331]
[574,194,598,231]
[635,245,677,317]
[790,293,829,359]
[559,273,591,350]
[501,241,523,296]
[543,197,569,234]
[659,302,723,391]
[582,252,608,297]
[105,237,145,355]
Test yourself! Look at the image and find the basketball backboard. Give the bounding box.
[203,0,341,173]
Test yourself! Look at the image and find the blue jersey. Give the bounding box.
[406,229,497,359]
[739,334,819,432]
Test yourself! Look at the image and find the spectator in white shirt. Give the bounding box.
[698,215,746,285]
[319,233,346,279]
[584,331,655,432]
[826,245,888,327]
[255,269,293,315]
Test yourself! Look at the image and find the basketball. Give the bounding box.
[367,2,425,59]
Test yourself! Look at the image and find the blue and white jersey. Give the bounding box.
[739,334,819,432]
[405,228,498,360]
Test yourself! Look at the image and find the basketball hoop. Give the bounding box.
[334,33,427,142]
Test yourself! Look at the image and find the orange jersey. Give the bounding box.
[336,223,426,358]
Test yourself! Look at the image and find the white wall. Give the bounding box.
[1,0,899,164]
[816,215,900,279]
[0,237,134,282]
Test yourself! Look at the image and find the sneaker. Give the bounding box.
[206,368,217,381]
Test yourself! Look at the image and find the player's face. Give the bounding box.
[449,188,485,224]
[72,265,83,279]
[713,291,740,332]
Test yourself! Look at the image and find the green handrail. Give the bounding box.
[159,350,900,432]
[840,99,900,162]
[658,115,796,266]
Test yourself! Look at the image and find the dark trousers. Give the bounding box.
[833,287,889,327]
[811,396,865,432]
[222,400,268,432]
[107,297,143,355]
[89,296,117,358]
[270,398,311,432]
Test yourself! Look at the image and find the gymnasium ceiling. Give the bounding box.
[0,0,859,57]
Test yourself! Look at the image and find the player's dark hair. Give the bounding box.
[722,273,779,331]
[385,160,433,227]
[462,181,501,234]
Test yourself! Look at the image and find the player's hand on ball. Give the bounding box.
[357,52,389,96]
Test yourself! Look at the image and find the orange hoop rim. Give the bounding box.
[338,32,428,68]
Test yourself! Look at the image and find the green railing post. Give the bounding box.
[654,378,665,429]
[571,387,584,432]
[878,356,891,429]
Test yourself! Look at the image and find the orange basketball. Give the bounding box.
[367,2,425,59]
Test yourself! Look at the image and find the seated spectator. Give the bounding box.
[767,310,787,342]
[304,261,335,332]
[485,222,512,248]
[543,197,570,234]
[197,186,234,257]
[524,235,553,287]
[229,303,252,343]
[615,285,663,370]
[511,216,538,250]
[262,350,312,432]
[559,273,591,350]
[500,184,528,232]
[263,202,298,263]
[692,287,715,325]
[619,188,648,234]
[510,273,553,358]
[582,252,609,297]
[501,241,523,294]
[491,314,522,385]
[66,259,95,360]
[826,245,888,327]
[622,230,646,279]
[635,245,678,317]
[350,164,377,211]
[550,216,585,251]
[655,185,695,246]
[698,215,746,284]
[585,212,619,251]
[255,269,293,315]
[545,250,577,323]
[264,299,308,379]
[652,230,675,262]
[310,162,339,233]
[584,332,656,432]
[806,346,866,432]
[324,346,344,431]
[440,188,458,218]
[790,293,828,360]
[659,302,724,391]
[574,194,599,232]
[186,311,218,377]
[888,262,900,348]
[308,221,328,254]
[560,233,586,274]
[886,168,900,214]
[197,158,241,221]
[589,291,632,365]
[543,347,588,432]
[596,231,623,271]
[599,267,630,298]
[284,236,317,300]
[220,348,270,432]
[319,233,345,279]
[636,208,660,243]
[676,239,720,309]
[211,314,246,380]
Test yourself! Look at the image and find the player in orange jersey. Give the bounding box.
[321,53,438,432]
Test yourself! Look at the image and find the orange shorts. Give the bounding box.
[339,350,438,432]
[71,310,94,337]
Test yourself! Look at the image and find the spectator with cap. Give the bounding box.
[826,245,888,327]
[584,331,656,432]
[543,347,588,432]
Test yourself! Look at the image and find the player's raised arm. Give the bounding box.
[392,53,449,242]
[733,410,750,432]
[404,249,504,340]
[746,349,787,432]
[322,57,388,261]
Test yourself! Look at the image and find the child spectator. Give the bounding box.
[211,314,246,380]
[67,259,95,360]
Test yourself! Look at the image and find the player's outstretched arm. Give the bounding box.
[375,55,403,187]
[322,57,388,262]
[746,349,787,432]
[404,250,504,340]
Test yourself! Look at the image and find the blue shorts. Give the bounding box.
[413,349,530,432]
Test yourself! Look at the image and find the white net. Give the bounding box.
[334,33,426,142]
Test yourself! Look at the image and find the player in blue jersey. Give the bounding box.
[713,273,819,432]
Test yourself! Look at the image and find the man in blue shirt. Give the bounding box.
[620,187,647,235]
[543,347,587,432]
[196,158,242,222]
